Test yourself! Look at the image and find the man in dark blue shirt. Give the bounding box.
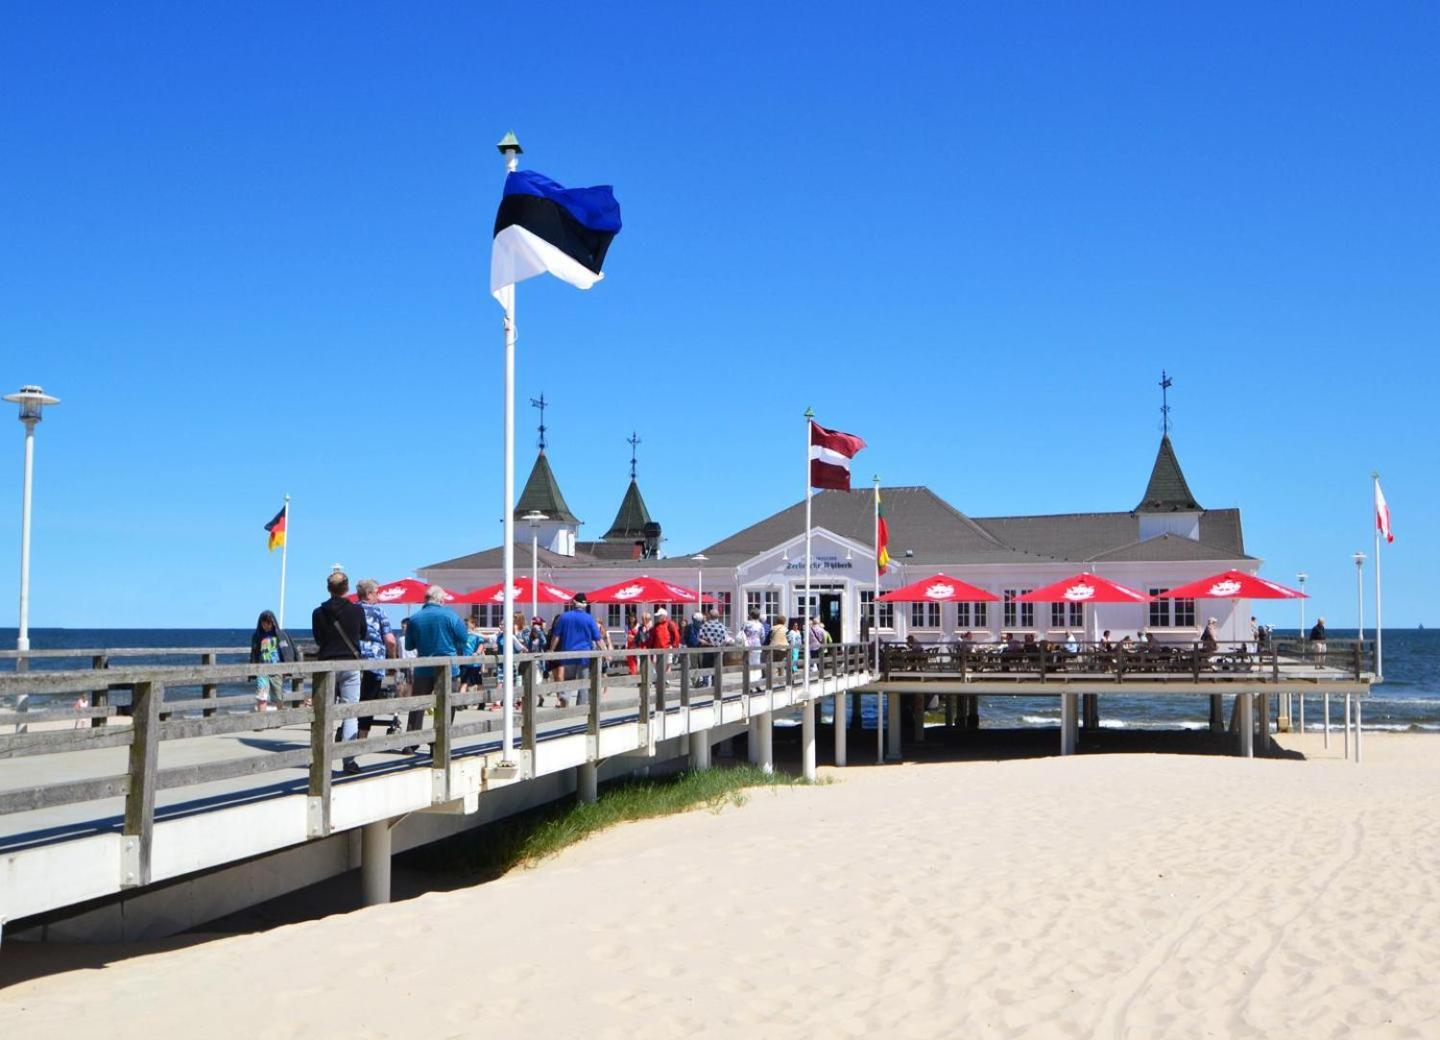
[401,585,468,750]
[548,593,603,702]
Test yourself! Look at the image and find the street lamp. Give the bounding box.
[1296,572,1308,642]
[1352,553,1366,647]
[692,554,708,618]
[4,385,60,674]
[523,511,548,619]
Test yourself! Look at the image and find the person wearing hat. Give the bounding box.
[548,593,604,704]
[649,607,680,650]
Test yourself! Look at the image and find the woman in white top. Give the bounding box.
[741,608,766,689]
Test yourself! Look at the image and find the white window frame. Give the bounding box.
[860,589,894,630]
[909,601,941,629]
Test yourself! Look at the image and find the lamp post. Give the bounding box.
[1296,572,1307,642]
[523,511,547,620]
[5,385,59,731]
[5,385,59,663]
[1353,553,1366,648]
[692,554,708,618]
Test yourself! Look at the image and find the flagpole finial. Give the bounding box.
[498,130,522,173]
[1372,470,1381,480]
[804,406,814,419]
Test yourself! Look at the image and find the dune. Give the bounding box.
[2,733,1438,1039]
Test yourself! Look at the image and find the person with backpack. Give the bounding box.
[311,571,367,775]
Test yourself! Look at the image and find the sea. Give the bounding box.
[3,627,1437,733]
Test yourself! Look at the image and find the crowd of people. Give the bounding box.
[249,575,842,775]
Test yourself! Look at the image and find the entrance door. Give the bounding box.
[819,593,842,643]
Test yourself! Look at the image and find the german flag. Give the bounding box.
[264,504,287,552]
[876,489,891,576]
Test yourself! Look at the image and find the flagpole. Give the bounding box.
[278,494,290,628]
[801,408,816,781]
[1373,471,1383,681]
[499,141,520,764]
[874,475,883,765]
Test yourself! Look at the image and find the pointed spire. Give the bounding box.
[515,452,579,523]
[1136,435,1202,512]
[602,479,653,541]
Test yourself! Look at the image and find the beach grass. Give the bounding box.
[434,765,817,881]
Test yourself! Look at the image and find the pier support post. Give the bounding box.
[801,700,816,781]
[1256,694,1270,756]
[688,730,711,771]
[1060,693,1076,755]
[1298,694,1305,735]
[1278,692,1292,733]
[1209,694,1225,733]
[886,694,902,760]
[577,762,599,804]
[747,718,760,765]
[944,695,955,728]
[1323,693,1330,748]
[912,694,926,743]
[1344,694,1351,759]
[833,692,847,767]
[967,694,980,730]
[1238,692,1254,758]
[1082,693,1099,731]
[1355,699,1363,764]
[758,713,774,774]
[361,819,392,907]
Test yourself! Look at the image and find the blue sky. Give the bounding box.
[1,2,1435,628]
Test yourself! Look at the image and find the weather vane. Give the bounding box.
[1158,371,1173,435]
[531,392,548,452]
[627,431,641,481]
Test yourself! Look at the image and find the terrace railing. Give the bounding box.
[0,642,873,886]
[881,638,1375,683]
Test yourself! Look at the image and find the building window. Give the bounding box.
[1003,590,1034,629]
[1148,591,1170,628]
[714,591,732,626]
[1173,598,1196,628]
[860,590,894,630]
[957,602,989,629]
[745,590,781,623]
[606,604,624,630]
[909,602,941,629]
[1051,602,1084,629]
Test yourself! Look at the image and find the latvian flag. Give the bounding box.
[1375,479,1394,543]
[491,169,621,304]
[810,420,866,491]
[264,504,287,552]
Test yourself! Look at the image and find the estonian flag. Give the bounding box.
[491,169,621,304]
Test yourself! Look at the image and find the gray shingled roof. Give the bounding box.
[698,486,1028,565]
[1137,435,1202,512]
[974,509,1248,562]
[514,452,579,524]
[1088,532,1254,562]
[601,480,653,541]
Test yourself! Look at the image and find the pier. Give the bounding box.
[0,637,1373,944]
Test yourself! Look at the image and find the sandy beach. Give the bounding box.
[2,732,1438,1039]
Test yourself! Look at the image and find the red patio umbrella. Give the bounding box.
[877,573,999,602]
[1156,569,1307,601]
[1016,573,1150,604]
[452,576,577,606]
[346,578,458,605]
[583,575,715,605]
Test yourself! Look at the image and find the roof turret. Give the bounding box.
[515,452,579,524]
[602,479,653,541]
[1136,435,1202,512]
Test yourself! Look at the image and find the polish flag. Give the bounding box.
[1375,479,1394,543]
[810,420,866,491]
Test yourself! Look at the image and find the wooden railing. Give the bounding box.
[881,638,1375,683]
[0,642,873,886]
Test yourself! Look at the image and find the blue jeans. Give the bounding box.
[336,670,360,744]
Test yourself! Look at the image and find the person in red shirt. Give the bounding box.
[648,608,680,649]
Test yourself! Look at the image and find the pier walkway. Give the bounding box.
[0,638,1373,943]
[0,644,871,939]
